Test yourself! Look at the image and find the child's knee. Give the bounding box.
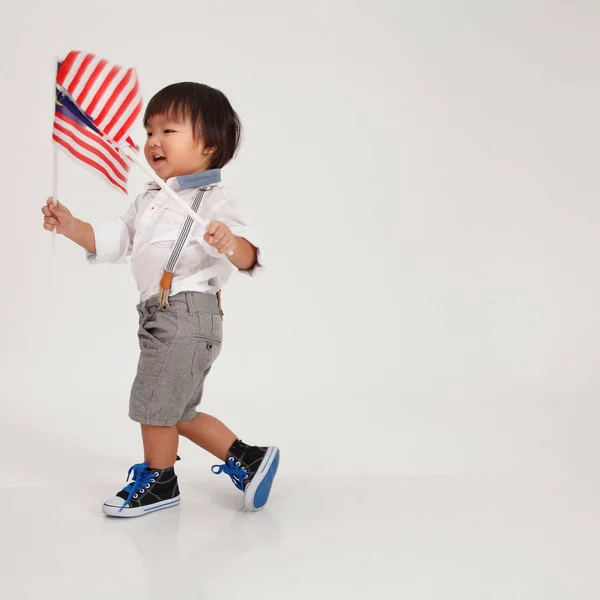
[176,418,196,436]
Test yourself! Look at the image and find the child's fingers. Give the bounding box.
[204,229,226,247]
[206,221,221,235]
[47,199,68,217]
[215,235,231,252]
[204,223,232,251]
[42,204,59,216]
[211,230,226,246]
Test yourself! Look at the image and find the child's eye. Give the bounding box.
[146,132,152,137]
[164,129,175,134]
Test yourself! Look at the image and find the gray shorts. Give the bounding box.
[129,291,223,426]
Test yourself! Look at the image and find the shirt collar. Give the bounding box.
[145,168,222,191]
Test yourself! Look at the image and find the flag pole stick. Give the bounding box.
[122,146,208,230]
[52,56,59,253]
[52,147,58,253]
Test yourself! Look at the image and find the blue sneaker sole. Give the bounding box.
[244,447,280,511]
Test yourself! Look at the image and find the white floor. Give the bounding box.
[2,468,600,599]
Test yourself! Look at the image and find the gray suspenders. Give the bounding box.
[156,185,214,311]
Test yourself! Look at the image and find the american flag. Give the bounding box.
[52,51,143,194]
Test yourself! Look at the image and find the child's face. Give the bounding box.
[144,113,214,179]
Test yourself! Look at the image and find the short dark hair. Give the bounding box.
[143,82,242,169]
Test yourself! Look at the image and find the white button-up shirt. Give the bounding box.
[86,170,263,302]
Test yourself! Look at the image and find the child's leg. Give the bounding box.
[102,425,181,518]
[177,412,280,512]
[141,424,179,468]
[176,412,236,461]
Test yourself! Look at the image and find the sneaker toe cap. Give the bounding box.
[103,496,129,509]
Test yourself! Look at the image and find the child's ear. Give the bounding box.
[203,146,216,155]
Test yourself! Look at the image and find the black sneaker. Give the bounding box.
[212,440,280,511]
[102,462,181,518]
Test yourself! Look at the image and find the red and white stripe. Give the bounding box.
[52,111,130,194]
[57,51,142,146]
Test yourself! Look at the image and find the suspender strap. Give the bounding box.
[156,185,212,310]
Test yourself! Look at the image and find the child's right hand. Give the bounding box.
[42,197,75,235]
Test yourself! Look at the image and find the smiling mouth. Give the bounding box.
[152,156,166,166]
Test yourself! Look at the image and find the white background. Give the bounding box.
[1,1,600,597]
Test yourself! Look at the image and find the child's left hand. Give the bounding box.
[204,221,236,257]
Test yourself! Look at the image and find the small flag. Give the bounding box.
[52,51,142,194]
[53,87,130,193]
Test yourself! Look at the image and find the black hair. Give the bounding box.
[143,82,242,169]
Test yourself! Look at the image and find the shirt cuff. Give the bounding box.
[85,220,129,264]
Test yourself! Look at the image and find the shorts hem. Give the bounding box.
[179,409,200,423]
[129,412,183,427]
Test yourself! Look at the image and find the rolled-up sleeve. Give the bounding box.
[86,196,139,265]
[205,190,265,278]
